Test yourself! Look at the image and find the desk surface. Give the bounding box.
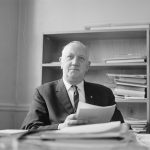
[19,139,148,150]
[0,134,149,150]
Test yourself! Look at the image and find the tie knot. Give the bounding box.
[72,85,78,91]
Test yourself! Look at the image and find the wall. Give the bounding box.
[14,0,150,128]
[0,0,19,129]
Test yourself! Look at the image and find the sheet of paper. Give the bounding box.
[76,102,116,124]
[136,134,150,147]
[58,121,121,134]
[0,129,27,136]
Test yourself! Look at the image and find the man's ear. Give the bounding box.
[59,57,63,69]
[59,57,62,62]
[88,61,91,67]
[86,61,91,72]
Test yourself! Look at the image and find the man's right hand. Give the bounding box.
[58,114,88,130]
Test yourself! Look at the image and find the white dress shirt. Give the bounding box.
[63,78,86,108]
[58,79,86,129]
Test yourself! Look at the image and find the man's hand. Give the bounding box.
[58,114,88,130]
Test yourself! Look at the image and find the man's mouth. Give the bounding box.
[70,68,79,70]
[69,68,79,71]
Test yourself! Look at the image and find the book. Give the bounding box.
[108,73,147,98]
[114,88,145,98]
[114,77,146,84]
[107,73,146,79]
[105,56,146,64]
[115,95,147,100]
[125,118,147,125]
[125,118,147,133]
[115,81,147,88]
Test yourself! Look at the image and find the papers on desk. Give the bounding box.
[39,121,129,140]
[136,134,150,147]
[0,129,27,137]
[21,121,129,141]
[19,102,121,140]
[76,102,116,124]
[41,103,125,140]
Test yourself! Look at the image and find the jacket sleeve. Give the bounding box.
[21,88,59,130]
[108,89,124,123]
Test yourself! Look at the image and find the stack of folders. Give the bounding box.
[125,118,147,133]
[105,56,146,64]
[107,74,147,100]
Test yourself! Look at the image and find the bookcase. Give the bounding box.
[42,24,150,132]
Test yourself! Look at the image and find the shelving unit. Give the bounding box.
[42,24,150,128]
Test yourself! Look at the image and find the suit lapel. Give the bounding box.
[56,79,74,114]
[84,81,95,105]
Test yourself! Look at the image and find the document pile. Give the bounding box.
[23,102,129,140]
[107,73,147,100]
[41,103,127,140]
[18,103,130,141]
[46,121,127,140]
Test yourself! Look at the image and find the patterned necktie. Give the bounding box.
[73,85,79,112]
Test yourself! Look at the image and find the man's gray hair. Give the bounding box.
[62,41,89,57]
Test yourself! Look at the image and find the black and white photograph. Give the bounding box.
[0,0,150,149]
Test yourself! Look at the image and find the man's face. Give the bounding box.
[60,43,90,85]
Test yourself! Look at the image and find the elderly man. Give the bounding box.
[21,41,124,130]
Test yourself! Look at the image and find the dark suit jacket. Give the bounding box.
[21,79,124,130]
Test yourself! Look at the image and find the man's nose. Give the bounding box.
[72,57,79,65]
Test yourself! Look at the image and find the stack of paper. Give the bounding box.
[44,103,129,140]
[20,103,129,141]
[107,73,147,100]
[18,121,130,141]
[125,118,147,133]
[38,121,129,140]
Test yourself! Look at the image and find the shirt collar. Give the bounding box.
[63,78,84,91]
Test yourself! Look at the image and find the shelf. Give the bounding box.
[91,62,146,67]
[42,62,146,67]
[42,62,60,67]
[84,24,149,32]
[44,24,149,41]
[42,24,150,125]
